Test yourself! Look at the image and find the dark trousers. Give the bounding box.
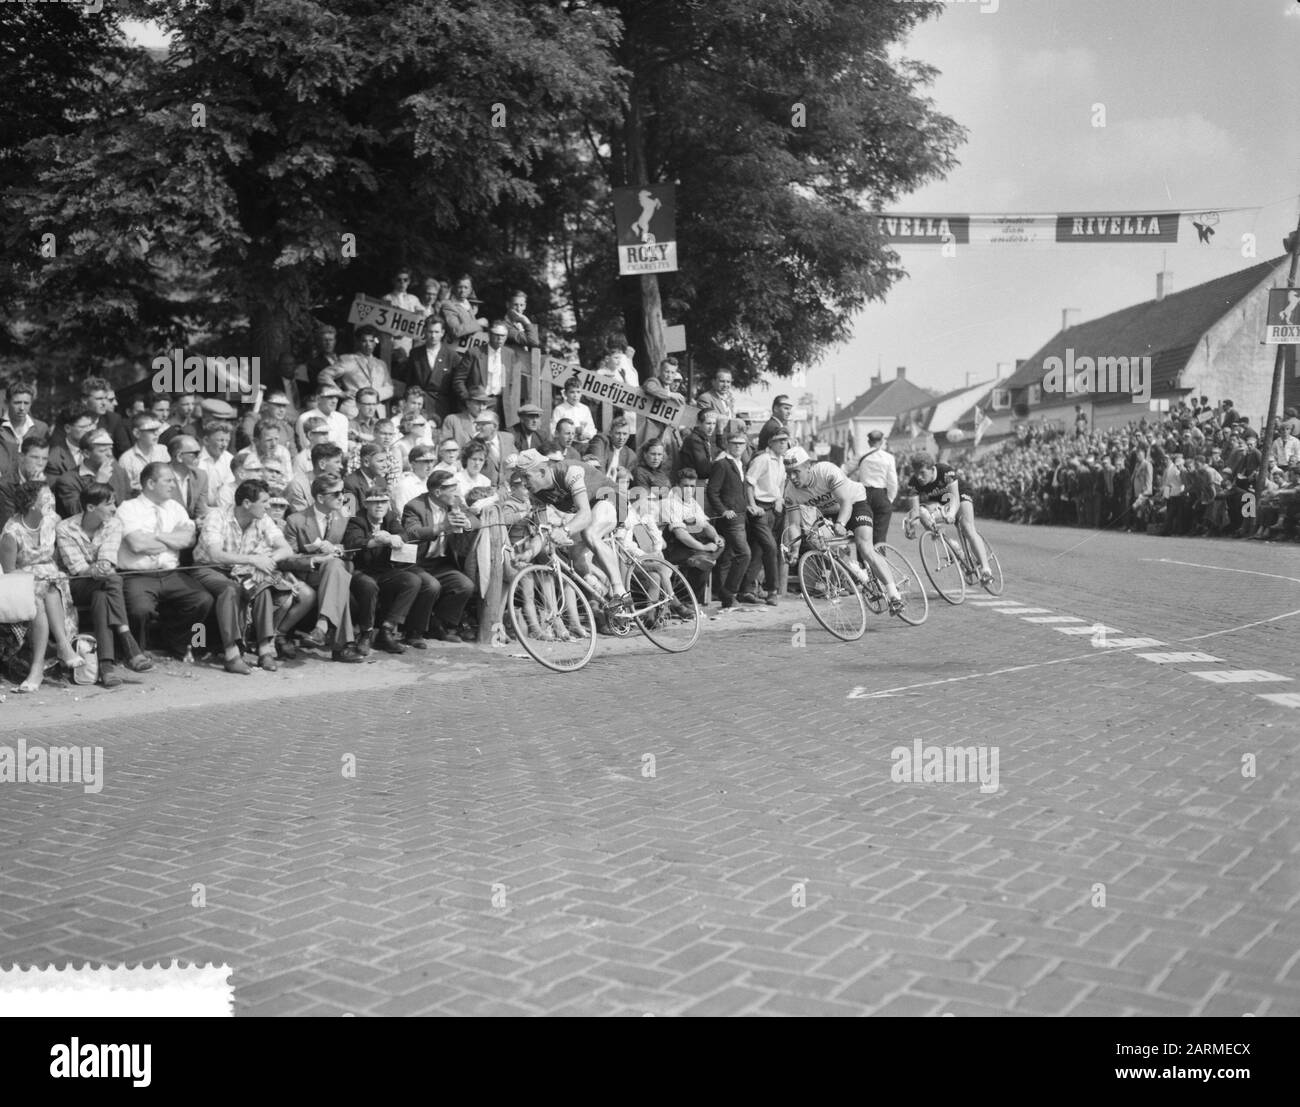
[665,542,714,603]
[189,565,245,650]
[419,558,473,629]
[714,515,750,604]
[865,487,893,546]
[70,574,128,662]
[123,570,213,658]
[741,504,778,595]
[353,568,437,633]
[1162,493,1189,536]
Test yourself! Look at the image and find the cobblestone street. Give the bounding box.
[1,521,1297,1016]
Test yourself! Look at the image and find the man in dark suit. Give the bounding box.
[343,443,389,506]
[504,290,541,349]
[469,411,516,489]
[404,316,458,420]
[343,489,438,652]
[705,428,752,612]
[53,429,132,518]
[508,404,548,454]
[279,475,364,662]
[399,469,474,642]
[45,409,98,482]
[165,435,211,522]
[82,376,133,458]
[587,417,637,481]
[679,409,721,483]
[0,380,50,479]
[452,321,527,426]
[757,395,794,451]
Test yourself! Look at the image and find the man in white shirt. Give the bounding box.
[853,429,899,545]
[382,268,423,359]
[738,428,789,605]
[119,412,171,493]
[392,445,439,515]
[1161,453,1188,536]
[550,377,597,442]
[116,462,224,664]
[322,326,394,402]
[295,383,350,451]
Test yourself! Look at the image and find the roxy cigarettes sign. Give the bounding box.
[542,358,698,427]
[613,185,679,276]
[1264,288,1300,344]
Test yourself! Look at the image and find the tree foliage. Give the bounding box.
[2,0,962,395]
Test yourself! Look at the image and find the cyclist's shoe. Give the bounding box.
[979,569,993,585]
[565,622,590,640]
[887,595,907,616]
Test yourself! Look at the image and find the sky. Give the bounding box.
[807,0,1300,413]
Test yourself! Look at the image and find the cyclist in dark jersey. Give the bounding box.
[904,451,992,582]
[514,449,628,607]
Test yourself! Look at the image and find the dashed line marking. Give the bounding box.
[1092,637,1166,649]
[998,607,1051,614]
[1056,625,1120,636]
[1022,616,1084,624]
[1136,652,1224,664]
[1189,670,1292,684]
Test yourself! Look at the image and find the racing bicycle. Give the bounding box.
[795,514,928,641]
[912,515,1004,605]
[505,514,701,671]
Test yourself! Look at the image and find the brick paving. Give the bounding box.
[0,521,1297,1016]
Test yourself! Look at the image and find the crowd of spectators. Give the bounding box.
[0,269,813,693]
[962,399,1300,543]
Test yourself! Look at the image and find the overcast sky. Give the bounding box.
[807,0,1300,412]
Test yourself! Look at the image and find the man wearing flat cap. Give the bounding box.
[509,404,548,454]
[441,388,490,448]
[400,468,475,642]
[295,383,350,452]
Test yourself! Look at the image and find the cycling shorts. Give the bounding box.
[847,499,874,532]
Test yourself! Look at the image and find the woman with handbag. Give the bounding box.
[0,482,82,684]
[0,563,51,693]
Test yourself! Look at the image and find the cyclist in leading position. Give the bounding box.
[511,448,629,610]
[782,446,905,615]
[905,451,993,584]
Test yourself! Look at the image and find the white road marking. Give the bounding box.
[1190,670,1292,684]
[1056,625,1120,636]
[1258,693,1300,708]
[846,648,1121,699]
[1136,652,1224,664]
[998,607,1051,614]
[1092,637,1166,649]
[1136,558,1300,642]
[1022,616,1084,624]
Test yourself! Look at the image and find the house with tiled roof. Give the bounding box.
[819,369,938,462]
[887,377,1000,458]
[994,257,1292,435]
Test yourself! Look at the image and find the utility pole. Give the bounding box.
[1256,207,1300,500]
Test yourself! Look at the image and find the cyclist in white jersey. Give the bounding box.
[783,447,904,613]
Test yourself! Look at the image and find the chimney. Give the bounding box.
[995,362,1012,380]
[870,374,881,388]
[896,366,906,380]
[1061,308,1080,333]
[1156,271,1173,301]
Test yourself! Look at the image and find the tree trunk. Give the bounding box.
[619,74,665,382]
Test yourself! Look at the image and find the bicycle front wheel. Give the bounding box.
[507,564,597,672]
[982,542,1005,596]
[876,543,929,626]
[629,557,702,653]
[920,529,965,605]
[797,550,867,641]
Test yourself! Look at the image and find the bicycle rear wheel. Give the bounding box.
[507,564,597,672]
[876,543,929,626]
[629,557,701,652]
[981,542,1005,596]
[920,529,965,605]
[797,550,867,641]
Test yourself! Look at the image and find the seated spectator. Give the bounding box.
[631,439,673,492]
[343,488,438,653]
[119,412,171,493]
[588,417,636,482]
[392,445,438,515]
[0,435,53,529]
[163,434,210,523]
[55,484,153,687]
[400,469,475,642]
[430,438,464,482]
[82,376,132,457]
[458,441,493,501]
[470,410,512,487]
[662,468,722,601]
[294,417,332,475]
[0,559,53,692]
[372,419,403,484]
[158,393,203,450]
[343,443,390,508]
[396,412,431,469]
[0,379,49,480]
[548,418,582,463]
[441,388,490,448]
[509,403,547,454]
[279,476,364,663]
[0,482,82,677]
[295,384,349,451]
[197,477,316,672]
[197,410,237,513]
[285,442,346,516]
[349,387,385,446]
[45,408,97,482]
[53,429,131,519]
[237,419,294,481]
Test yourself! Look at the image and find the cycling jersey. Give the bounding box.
[909,462,970,504]
[784,462,867,513]
[530,461,616,516]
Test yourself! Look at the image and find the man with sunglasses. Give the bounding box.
[166,435,211,522]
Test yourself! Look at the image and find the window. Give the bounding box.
[990,389,1010,410]
[1028,384,1042,405]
